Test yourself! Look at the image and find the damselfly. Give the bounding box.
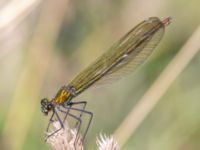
[41,17,171,141]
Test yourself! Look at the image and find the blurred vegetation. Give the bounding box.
[0,0,200,150]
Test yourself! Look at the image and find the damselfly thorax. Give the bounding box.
[52,85,76,104]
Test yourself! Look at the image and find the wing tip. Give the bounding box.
[162,17,172,26]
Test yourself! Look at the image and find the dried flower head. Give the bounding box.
[46,121,120,150]
[46,121,83,150]
[97,134,120,150]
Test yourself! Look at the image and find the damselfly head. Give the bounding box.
[41,98,53,115]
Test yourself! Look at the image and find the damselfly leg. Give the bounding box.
[61,103,93,141]
[45,103,93,143]
[45,108,64,141]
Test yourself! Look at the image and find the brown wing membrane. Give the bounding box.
[69,17,170,96]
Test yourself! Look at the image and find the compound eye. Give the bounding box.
[48,104,52,109]
[41,108,48,115]
[41,98,48,105]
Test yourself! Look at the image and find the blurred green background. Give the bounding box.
[0,0,200,150]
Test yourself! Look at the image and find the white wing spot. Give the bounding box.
[123,53,128,58]
[135,28,143,35]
